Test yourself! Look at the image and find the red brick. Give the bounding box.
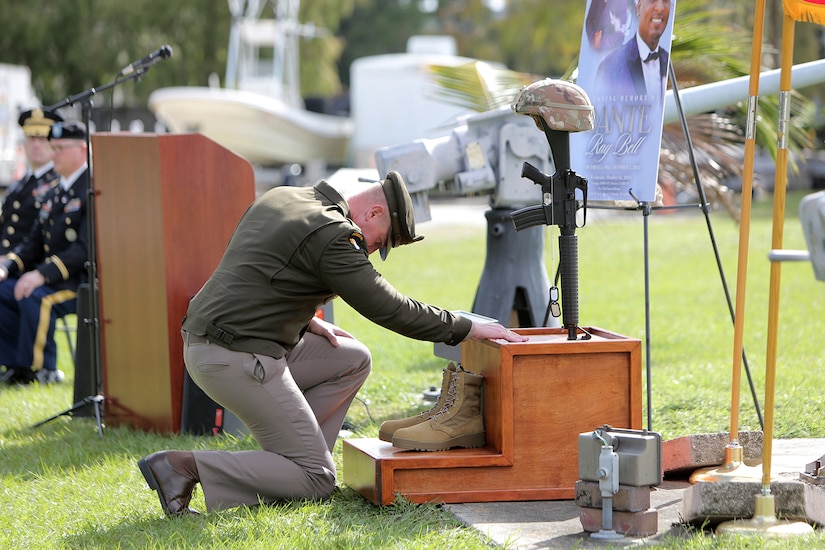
[580,507,659,537]
[662,432,763,474]
[575,480,651,512]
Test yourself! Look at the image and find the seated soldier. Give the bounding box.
[1,108,62,255]
[0,121,89,384]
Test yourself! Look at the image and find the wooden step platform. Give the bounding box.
[343,326,642,505]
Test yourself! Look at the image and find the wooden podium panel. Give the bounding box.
[343,326,642,504]
[92,133,255,432]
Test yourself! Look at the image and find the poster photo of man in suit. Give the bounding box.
[571,0,676,203]
[595,0,673,100]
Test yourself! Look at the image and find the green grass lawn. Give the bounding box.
[1,189,823,549]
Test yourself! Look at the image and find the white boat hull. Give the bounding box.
[148,86,353,166]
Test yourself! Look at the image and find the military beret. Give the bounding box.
[18,108,64,138]
[379,171,424,261]
[48,120,87,141]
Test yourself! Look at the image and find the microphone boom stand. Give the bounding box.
[30,67,153,437]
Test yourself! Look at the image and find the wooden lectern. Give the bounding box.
[343,326,642,504]
[91,133,255,432]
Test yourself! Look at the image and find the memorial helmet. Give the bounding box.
[512,78,594,133]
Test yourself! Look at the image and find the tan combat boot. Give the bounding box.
[378,362,458,442]
[391,367,485,451]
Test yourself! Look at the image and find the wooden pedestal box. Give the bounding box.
[342,326,642,505]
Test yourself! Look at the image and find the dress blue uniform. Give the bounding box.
[0,121,88,381]
[0,166,59,254]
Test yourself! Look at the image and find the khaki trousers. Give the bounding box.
[182,330,371,511]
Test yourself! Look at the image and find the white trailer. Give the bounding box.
[0,63,39,186]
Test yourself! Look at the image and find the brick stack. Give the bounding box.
[575,480,658,537]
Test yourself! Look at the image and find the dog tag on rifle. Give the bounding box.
[549,286,561,318]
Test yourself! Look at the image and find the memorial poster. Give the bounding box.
[570,0,677,202]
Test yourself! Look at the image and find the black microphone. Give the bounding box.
[118,45,173,76]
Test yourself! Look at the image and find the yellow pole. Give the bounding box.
[727,0,767,451]
[690,0,767,483]
[762,11,795,492]
[718,1,820,533]
[718,10,814,534]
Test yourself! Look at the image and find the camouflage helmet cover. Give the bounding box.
[511,78,594,133]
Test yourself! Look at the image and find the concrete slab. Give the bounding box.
[683,477,825,527]
[448,480,691,549]
[445,438,825,548]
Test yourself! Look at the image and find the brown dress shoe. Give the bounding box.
[138,451,200,516]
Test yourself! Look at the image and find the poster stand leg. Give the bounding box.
[667,63,764,432]
[640,200,654,430]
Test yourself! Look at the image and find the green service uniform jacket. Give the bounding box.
[182,180,472,358]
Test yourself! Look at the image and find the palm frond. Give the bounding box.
[661,113,745,220]
[425,61,538,112]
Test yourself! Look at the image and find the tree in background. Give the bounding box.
[482,0,586,78]
[298,0,360,97]
[0,0,820,135]
[0,0,229,108]
[335,0,433,89]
